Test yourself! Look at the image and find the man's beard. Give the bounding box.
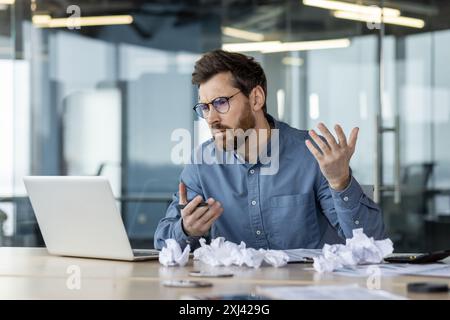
[211,104,256,151]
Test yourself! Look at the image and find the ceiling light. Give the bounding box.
[333,10,425,28]
[33,15,133,28]
[32,14,51,25]
[263,38,350,53]
[222,41,282,53]
[303,0,400,17]
[222,27,265,42]
[223,39,350,53]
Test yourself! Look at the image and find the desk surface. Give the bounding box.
[0,248,449,300]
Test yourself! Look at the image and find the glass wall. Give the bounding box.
[0,1,15,245]
[382,28,450,251]
[1,0,449,251]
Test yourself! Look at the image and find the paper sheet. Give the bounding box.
[256,284,406,300]
[332,263,450,278]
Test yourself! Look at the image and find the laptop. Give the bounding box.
[23,176,160,261]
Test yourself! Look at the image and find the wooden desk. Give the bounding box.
[0,248,449,300]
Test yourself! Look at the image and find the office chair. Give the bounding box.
[401,162,435,214]
[0,208,6,246]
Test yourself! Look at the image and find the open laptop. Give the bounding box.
[23,176,160,261]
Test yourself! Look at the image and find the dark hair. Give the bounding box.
[192,49,267,114]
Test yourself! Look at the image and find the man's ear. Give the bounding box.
[250,85,266,112]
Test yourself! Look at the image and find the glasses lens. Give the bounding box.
[212,97,229,113]
[195,103,209,118]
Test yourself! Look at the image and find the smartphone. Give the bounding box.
[407,282,449,293]
[177,202,208,210]
[162,280,213,288]
[384,249,450,264]
[189,271,234,278]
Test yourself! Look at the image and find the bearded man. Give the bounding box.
[154,50,384,250]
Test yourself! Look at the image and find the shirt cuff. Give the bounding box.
[173,219,201,248]
[329,176,363,210]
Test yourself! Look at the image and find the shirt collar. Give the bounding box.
[230,113,279,166]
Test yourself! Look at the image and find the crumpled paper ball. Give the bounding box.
[159,239,190,267]
[313,228,393,273]
[193,237,289,268]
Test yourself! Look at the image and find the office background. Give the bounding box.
[1,0,449,252]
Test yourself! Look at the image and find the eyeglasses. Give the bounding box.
[193,91,241,119]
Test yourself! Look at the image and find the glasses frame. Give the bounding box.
[193,91,241,119]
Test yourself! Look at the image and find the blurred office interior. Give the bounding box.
[1,0,449,251]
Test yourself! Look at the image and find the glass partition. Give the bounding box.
[1,0,449,250]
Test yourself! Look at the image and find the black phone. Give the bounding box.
[177,201,208,210]
[162,280,213,288]
[384,249,450,264]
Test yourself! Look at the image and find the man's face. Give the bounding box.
[198,72,255,151]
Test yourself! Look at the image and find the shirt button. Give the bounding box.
[249,169,255,174]
[355,220,360,225]
[251,200,257,206]
[343,196,349,202]
[256,230,261,235]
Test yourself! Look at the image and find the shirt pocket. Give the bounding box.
[268,193,319,248]
[270,194,306,207]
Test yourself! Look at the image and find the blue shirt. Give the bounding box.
[154,115,385,250]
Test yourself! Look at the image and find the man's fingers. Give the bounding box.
[183,204,209,221]
[317,123,338,149]
[179,182,187,205]
[309,130,330,154]
[190,198,215,221]
[182,204,209,233]
[182,195,204,216]
[348,127,359,152]
[334,124,348,148]
[201,209,223,231]
[196,205,223,232]
[189,201,223,234]
[196,201,222,225]
[305,140,323,160]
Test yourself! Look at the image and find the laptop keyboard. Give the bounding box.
[133,249,159,257]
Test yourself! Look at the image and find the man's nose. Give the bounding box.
[206,104,221,125]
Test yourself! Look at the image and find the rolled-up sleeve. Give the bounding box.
[153,163,206,250]
[318,173,385,240]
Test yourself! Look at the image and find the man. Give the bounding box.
[154,49,384,250]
